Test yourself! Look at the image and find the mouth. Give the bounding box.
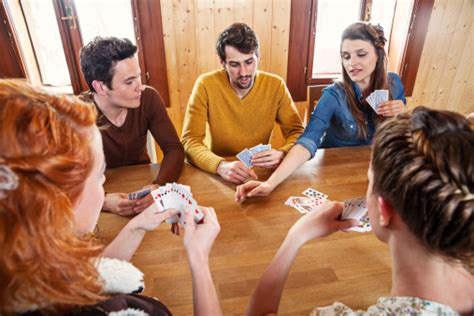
[238,76,251,85]
[349,69,362,76]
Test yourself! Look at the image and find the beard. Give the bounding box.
[235,75,253,90]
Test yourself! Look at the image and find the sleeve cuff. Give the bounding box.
[295,137,318,159]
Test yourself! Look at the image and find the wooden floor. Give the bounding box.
[99,147,392,315]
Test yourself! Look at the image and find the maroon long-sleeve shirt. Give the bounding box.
[81,86,184,185]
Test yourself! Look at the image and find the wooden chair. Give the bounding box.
[306,84,327,123]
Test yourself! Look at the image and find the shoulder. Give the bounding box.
[256,70,286,86]
[321,81,346,101]
[387,72,403,86]
[196,69,227,86]
[141,86,166,109]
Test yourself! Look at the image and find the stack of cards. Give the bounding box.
[236,143,272,167]
[151,183,204,225]
[366,89,388,111]
[284,188,328,214]
[342,197,372,233]
[128,188,152,200]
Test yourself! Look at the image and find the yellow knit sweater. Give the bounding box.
[181,69,304,174]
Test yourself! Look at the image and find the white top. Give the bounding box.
[311,297,458,315]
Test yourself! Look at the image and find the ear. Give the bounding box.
[220,59,226,67]
[377,196,395,227]
[92,80,107,96]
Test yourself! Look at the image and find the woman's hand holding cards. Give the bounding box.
[287,201,360,248]
[376,99,405,117]
[129,203,179,232]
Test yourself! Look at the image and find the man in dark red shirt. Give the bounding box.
[80,36,184,216]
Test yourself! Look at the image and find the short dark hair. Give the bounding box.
[216,23,259,62]
[80,36,137,92]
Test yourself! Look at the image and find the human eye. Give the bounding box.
[228,62,239,68]
[245,59,254,65]
[358,51,368,57]
[341,53,350,60]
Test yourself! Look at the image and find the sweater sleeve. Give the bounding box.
[275,80,305,152]
[147,88,185,185]
[181,79,225,174]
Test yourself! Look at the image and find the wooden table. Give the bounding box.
[99,146,392,315]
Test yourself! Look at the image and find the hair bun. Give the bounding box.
[367,23,386,48]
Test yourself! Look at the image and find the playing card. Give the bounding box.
[128,188,151,200]
[236,148,253,167]
[150,183,203,225]
[284,196,325,214]
[302,187,328,200]
[342,197,367,220]
[347,211,372,233]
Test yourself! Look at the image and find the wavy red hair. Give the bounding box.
[0,80,105,314]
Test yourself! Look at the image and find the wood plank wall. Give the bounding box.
[158,0,473,154]
[409,0,473,115]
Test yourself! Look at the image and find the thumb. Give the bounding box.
[183,206,196,229]
[248,185,263,197]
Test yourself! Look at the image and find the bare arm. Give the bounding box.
[236,144,311,202]
[102,207,175,261]
[246,202,358,315]
[183,207,223,316]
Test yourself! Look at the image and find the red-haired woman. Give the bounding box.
[0,80,222,315]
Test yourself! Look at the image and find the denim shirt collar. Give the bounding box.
[352,81,364,102]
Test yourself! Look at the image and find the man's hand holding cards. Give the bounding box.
[151,183,204,226]
[237,144,283,169]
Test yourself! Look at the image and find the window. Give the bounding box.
[287,0,434,102]
[1,0,170,105]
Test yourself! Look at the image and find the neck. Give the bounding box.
[389,234,474,314]
[93,94,128,126]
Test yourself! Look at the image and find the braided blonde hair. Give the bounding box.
[371,106,473,270]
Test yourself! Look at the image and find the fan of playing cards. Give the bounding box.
[236,143,272,168]
[366,89,388,112]
[151,183,204,225]
[285,187,371,233]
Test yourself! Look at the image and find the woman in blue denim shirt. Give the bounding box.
[236,22,407,200]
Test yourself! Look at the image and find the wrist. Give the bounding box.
[102,193,112,211]
[187,251,210,270]
[216,160,227,175]
[286,228,307,250]
[126,217,148,234]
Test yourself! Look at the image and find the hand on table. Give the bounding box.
[217,161,257,184]
[251,149,284,169]
[183,206,221,263]
[235,180,275,203]
[288,201,359,247]
[376,100,405,117]
[103,192,136,216]
[132,184,159,213]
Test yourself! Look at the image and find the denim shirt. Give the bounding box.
[296,72,406,158]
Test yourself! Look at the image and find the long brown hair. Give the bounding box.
[338,22,389,139]
[372,106,473,270]
[0,80,105,314]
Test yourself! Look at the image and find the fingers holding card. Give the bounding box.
[150,182,204,226]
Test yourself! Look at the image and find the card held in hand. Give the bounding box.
[151,183,204,225]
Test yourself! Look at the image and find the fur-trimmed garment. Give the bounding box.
[21,258,172,316]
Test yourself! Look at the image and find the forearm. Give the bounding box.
[267,144,311,189]
[102,220,146,261]
[189,258,223,316]
[246,234,303,316]
[184,141,225,174]
[153,146,185,185]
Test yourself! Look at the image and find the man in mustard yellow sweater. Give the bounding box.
[181,23,304,184]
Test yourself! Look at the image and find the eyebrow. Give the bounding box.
[122,74,141,82]
[228,57,254,64]
[341,48,368,54]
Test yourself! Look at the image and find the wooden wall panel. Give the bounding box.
[161,0,295,137]
[411,0,474,115]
